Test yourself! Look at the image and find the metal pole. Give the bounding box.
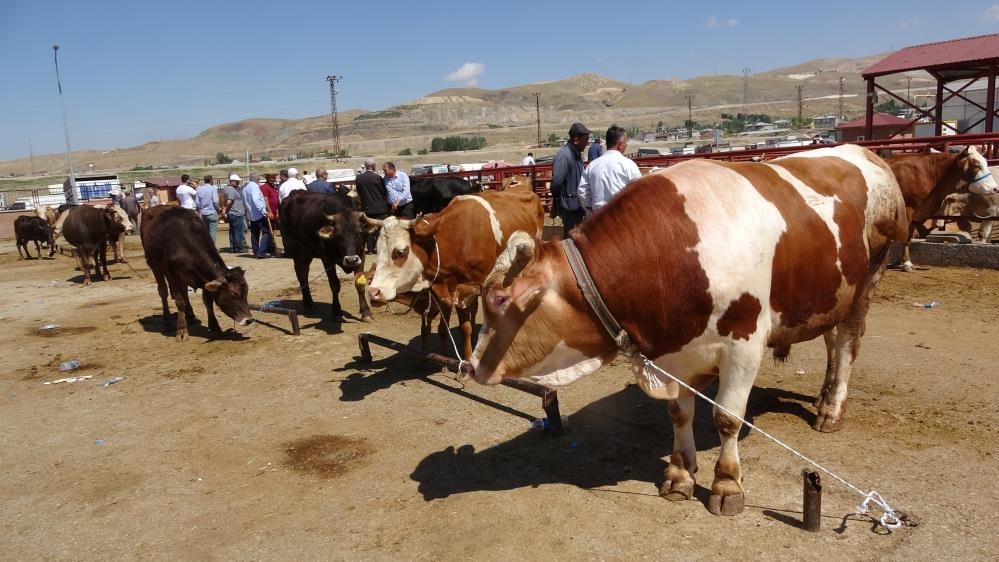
[686,95,694,138]
[985,63,996,134]
[327,75,342,160]
[245,149,250,177]
[802,469,822,532]
[865,79,875,140]
[53,45,78,204]
[534,92,541,145]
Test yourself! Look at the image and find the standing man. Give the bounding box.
[175,174,197,210]
[550,122,589,234]
[121,190,140,234]
[307,168,333,194]
[260,174,280,255]
[279,167,307,202]
[587,136,604,162]
[383,161,413,219]
[223,174,248,253]
[578,126,641,213]
[242,173,272,259]
[149,192,160,207]
[522,152,535,166]
[196,175,222,246]
[355,158,390,253]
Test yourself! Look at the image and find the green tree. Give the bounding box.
[398,148,412,156]
[547,133,558,144]
[215,152,233,165]
[417,148,428,155]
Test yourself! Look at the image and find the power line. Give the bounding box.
[686,94,694,138]
[326,75,342,160]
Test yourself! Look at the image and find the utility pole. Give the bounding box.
[742,67,751,105]
[906,76,912,105]
[53,45,77,203]
[534,91,541,145]
[326,75,342,161]
[686,94,694,138]
[838,77,846,121]
[795,85,805,128]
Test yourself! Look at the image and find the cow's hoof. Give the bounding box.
[176,331,189,341]
[707,492,745,516]
[361,314,374,323]
[659,480,694,502]
[812,413,844,433]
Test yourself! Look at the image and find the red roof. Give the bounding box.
[836,113,913,129]
[143,176,183,187]
[862,33,999,78]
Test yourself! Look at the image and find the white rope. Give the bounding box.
[641,357,903,529]
[425,232,470,376]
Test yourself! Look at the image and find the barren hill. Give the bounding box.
[0,54,926,180]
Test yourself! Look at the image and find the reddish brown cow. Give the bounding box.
[886,146,998,271]
[468,145,907,515]
[366,190,545,360]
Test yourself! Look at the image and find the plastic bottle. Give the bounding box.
[912,301,940,309]
[58,359,81,372]
[530,415,570,430]
[37,322,61,334]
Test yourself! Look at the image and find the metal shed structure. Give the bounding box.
[861,33,999,139]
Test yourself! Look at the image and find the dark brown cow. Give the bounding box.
[468,145,907,515]
[61,205,125,285]
[366,190,545,359]
[886,146,998,271]
[141,205,253,340]
[15,216,55,259]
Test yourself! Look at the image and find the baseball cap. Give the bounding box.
[568,122,590,136]
[229,173,241,182]
[288,167,299,177]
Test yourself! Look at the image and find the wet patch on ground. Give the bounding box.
[283,434,374,478]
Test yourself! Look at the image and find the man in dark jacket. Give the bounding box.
[551,122,589,234]
[355,158,390,253]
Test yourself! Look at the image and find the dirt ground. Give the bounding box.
[1,230,997,561]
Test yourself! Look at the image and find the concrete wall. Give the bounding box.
[890,240,999,269]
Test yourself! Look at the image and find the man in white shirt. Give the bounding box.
[578,126,642,213]
[522,152,535,166]
[175,174,197,210]
[278,167,307,202]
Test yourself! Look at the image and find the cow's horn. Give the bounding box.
[485,231,536,286]
[362,214,384,227]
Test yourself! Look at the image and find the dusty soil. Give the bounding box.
[1,232,997,560]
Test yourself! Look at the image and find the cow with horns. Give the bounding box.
[467,144,907,516]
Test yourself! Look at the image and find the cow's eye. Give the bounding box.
[392,247,409,260]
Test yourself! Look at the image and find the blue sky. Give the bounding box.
[1,0,998,160]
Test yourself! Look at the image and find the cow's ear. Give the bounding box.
[317,226,334,239]
[204,280,223,293]
[412,218,433,237]
[486,288,512,316]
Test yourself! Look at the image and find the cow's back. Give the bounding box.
[426,190,543,283]
[141,206,214,273]
[886,152,958,215]
[573,144,905,356]
[63,205,107,248]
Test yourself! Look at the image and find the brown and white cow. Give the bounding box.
[468,144,907,516]
[886,146,999,271]
[366,190,544,359]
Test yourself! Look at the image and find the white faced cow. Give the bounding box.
[468,144,907,516]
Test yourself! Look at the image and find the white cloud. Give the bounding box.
[897,18,919,29]
[727,18,739,27]
[706,16,718,28]
[980,4,999,20]
[445,62,484,87]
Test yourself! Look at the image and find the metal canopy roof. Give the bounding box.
[862,33,999,79]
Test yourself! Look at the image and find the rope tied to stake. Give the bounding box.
[561,235,906,531]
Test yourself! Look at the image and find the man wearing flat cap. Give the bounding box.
[550,122,590,234]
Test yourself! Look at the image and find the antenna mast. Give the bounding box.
[326,75,342,160]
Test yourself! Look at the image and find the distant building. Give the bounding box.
[835,113,914,142]
[813,114,840,130]
[773,118,791,128]
[746,121,777,132]
[143,176,184,205]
